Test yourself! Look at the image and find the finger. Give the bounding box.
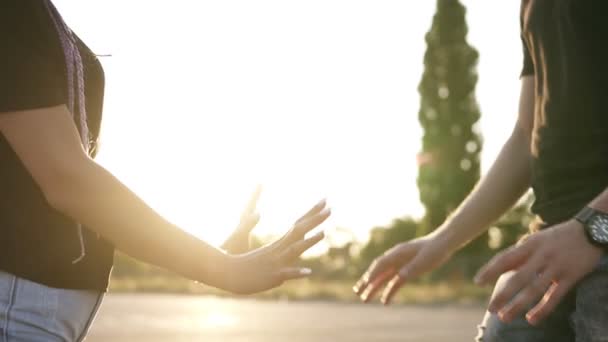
[295,199,327,225]
[381,252,429,305]
[361,269,396,303]
[221,213,261,254]
[497,268,555,323]
[278,231,325,263]
[355,245,415,297]
[487,253,545,314]
[237,213,261,234]
[244,185,263,214]
[276,209,331,250]
[381,272,406,305]
[475,241,535,286]
[354,257,388,296]
[279,267,313,281]
[295,209,331,235]
[236,186,262,233]
[526,279,572,325]
[353,278,367,296]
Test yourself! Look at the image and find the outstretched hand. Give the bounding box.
[353,234,453,305]
[223,199,331,295]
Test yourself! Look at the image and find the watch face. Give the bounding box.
[588,215,608,244]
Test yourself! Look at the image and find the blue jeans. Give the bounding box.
[0,271,103,342]
[476,256,608,342]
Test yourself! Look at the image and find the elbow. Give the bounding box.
[510,123,533,160]
[41,157,95,215]
[512,121,532,147]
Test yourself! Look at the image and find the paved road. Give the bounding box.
[87,294,485,342]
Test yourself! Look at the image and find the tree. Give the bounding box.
[417,0,482,236]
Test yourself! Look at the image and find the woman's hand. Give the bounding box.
[222,200,330,295]
[222,186,262,254]
[353,233,454,305]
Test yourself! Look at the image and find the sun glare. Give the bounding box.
[53,0,520,249]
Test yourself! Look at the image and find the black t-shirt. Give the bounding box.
[521,0,608,226]
[0,0,114,290]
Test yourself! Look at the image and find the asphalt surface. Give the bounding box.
[87,294,485,342]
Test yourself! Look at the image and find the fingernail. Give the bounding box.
[352,286,359,293]
[299,268,312,276]
[474,274,482,285]
[526,308,539,323]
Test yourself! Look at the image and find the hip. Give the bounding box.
[0,270,103,342]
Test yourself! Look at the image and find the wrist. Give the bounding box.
[218,254,238,292]
[566,219,605,260]
[193,248,235,290]
[429,224,461,255]
[574,206,608,253]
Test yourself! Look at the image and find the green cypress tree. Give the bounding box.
[417,0,482,236]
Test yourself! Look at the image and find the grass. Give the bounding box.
[109,276,491,305]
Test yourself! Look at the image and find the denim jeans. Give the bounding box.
[0,271,103,342]
[476,255,608,342]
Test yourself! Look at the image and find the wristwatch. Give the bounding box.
[575,206,608,249]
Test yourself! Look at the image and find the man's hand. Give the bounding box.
[353,233,454,305]
[222,186,262,254]
[222,199,330,295]
[474,220,603,325]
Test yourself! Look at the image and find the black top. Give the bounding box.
[0,0,114,290]
[521,0,608,226]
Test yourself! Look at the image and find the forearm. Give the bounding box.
[50,159,230,289]
[433,126,532,251]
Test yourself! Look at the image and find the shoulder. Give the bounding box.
[1,0,46,25]
[1,0,57,44]
[0,0,66,113]
[0,0,63,63]
[520,0,533,30]
[520,0,533,17]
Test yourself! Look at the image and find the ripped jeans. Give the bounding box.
[476,255,608,342]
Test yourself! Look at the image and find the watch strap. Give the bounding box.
[575,206,597,224]
[575,206,608,250]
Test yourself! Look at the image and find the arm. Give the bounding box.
[354,76,536,304]
[0,105,228,286]
[471,86,608,325]
[432,75,535,251]
[0,105,329,293]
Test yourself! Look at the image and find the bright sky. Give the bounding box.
[53,0,522,249]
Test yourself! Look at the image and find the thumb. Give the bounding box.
[239,213,260,233]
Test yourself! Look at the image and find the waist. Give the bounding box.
[531,179,607,227]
